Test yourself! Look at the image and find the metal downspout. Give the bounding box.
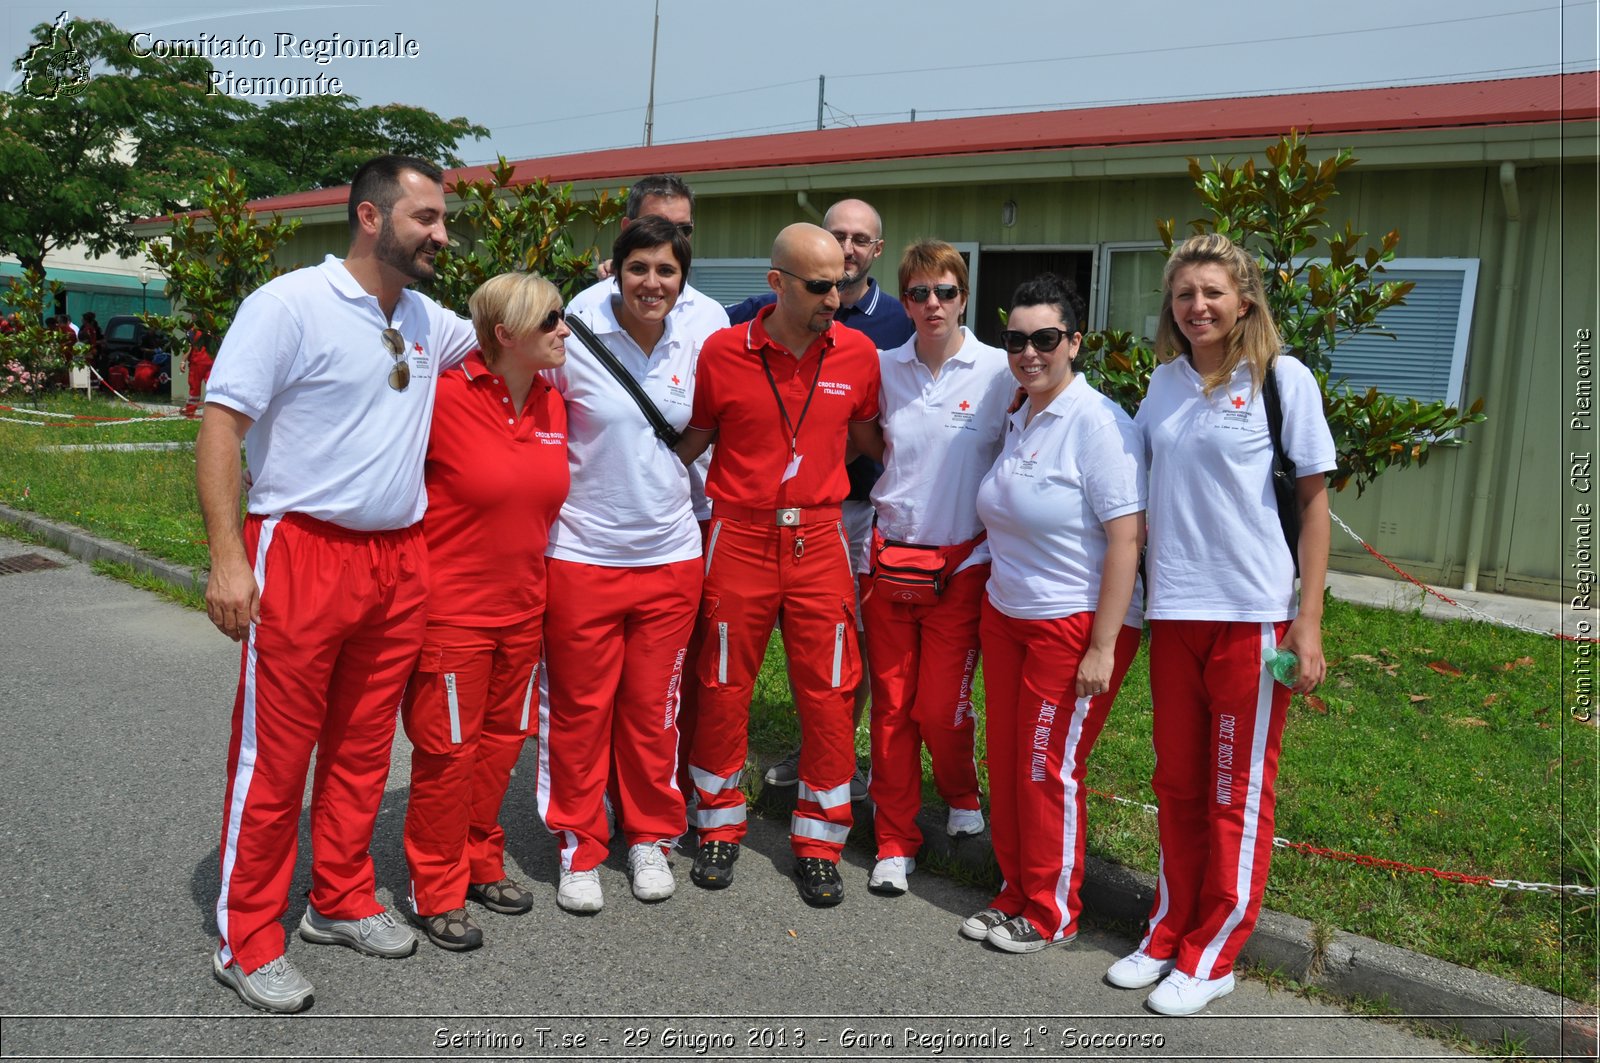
[1461,161,1522,592]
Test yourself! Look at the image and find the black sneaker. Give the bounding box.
[690,840,740,889]
[418,907,483,952]
[795,857,844,907]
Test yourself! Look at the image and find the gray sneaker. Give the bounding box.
[763,749,801,787]
[212,950,313,1013]
[298,905,417,958]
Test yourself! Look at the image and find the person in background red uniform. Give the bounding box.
[401,271,571,951]
[182,327,215,417]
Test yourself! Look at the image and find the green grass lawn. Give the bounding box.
[2,392,1593,1003]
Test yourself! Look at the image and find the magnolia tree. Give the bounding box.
[142,168,303,347]
[424,156,626,315]
[1078,131,1485,495]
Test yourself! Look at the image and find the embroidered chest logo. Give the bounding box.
[958,400,970,411]
[671,375,680,386]
[818,379,852,398]
[948,395,977,430]
[1231,394,1246,409]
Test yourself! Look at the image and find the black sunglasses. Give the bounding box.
[998,327,1075,355]
[539,308,566,333]
[773,266,845,296]
[904,284,965,303]
[380,327,409,391]
[675,222,694,238]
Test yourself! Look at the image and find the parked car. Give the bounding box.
[99,315,153,367]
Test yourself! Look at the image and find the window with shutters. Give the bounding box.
[1322,258,1480,407]
[687,259,770,307]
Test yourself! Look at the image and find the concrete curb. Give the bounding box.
[0,503,206,596]
[0,515,1590,1057]
[761,784,1597,1060]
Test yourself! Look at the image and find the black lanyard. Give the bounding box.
[759,345,827,458]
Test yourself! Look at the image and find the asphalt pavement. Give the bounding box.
[0,541,1492,1061]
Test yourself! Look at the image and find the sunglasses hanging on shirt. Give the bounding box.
[381,327,410,391]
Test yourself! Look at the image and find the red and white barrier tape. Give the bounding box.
[1328,510,1587,643]
[1085,786,1595,897]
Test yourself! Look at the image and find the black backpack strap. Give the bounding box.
[1262,354,1301,576]
[566,314,682,448]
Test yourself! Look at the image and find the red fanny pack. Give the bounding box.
[869,529,984,607]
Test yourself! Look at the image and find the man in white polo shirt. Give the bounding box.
[197,155,477,1014]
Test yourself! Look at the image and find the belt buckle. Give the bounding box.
[776,508,801,527]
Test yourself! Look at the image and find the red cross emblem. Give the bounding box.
[671,375,680,386]
[1231,394,1246,408]
[958,400,970,411]
[413,342,424,355]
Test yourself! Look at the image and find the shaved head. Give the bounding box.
[772,222,841,272]
[767,223,845,344]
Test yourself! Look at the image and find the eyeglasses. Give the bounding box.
[773,266,846,296]
[539,308,566,332]
[674,222,694,238]
[381,327,410,391]
[998,327,1075,355]
[830,231,879,249]
[904,284,965,303]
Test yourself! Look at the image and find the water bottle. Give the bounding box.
[1263,646,1299,686]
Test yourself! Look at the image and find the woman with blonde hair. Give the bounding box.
[1110,233,1335,1014]
[401,271,570,951]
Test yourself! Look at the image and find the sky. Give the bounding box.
[3,0,1597,166]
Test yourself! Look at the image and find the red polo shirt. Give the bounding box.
[422,350,569,626]
[690,305,880,510]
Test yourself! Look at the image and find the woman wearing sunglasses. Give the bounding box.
[538,214,701,913]
[967,273,1145,954]
[401,272,571,951]
[1111,234,1333,1016]
[860,241,1012,896]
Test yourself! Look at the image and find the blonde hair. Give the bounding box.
[1154,233,1282,396]
[468,272,562,365]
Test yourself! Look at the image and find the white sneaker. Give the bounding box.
[557,868,604,913]
[1146,969,1235,1016]
[868,855,915,895]
[946,807,985,837]
[1106,948,1178,989]
[627,842,675,901]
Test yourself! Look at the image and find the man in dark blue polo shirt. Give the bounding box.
[727,198,913,797]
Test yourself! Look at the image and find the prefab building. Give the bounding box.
[237,73,1599,602]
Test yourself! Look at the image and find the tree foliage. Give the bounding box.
[1079,130,1485,495]
[141,169,303,345]
[1,15,486,276]
[425,156,626,315]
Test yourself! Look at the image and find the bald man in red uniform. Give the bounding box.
[675,223,882,907]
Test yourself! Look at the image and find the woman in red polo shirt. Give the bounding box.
[538,215,702,913]
[401,271,570,952]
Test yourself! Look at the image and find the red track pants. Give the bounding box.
[980,601,1140,942]
[400,613,541,916]
[539,557,698,871]
[861,565,986,858]
[1140,619,1292,979]
[217,513,426,974]
[690,513,859,860]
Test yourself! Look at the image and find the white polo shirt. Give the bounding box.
[976,373,1147,624]
[869,328,1014,571]
[206,255,477,531]
[544,292,701,567]
[1136,354,1337,621]
[568,277,728,521]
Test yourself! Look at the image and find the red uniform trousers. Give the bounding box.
[1140,619,1292,980]
[540,557,698,871]
[400,613,541,916]
[673,519,713,801]
[217,513,426,974]
[980,601,1140,942]
[690,511,859,860]
[861,564,986,859]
